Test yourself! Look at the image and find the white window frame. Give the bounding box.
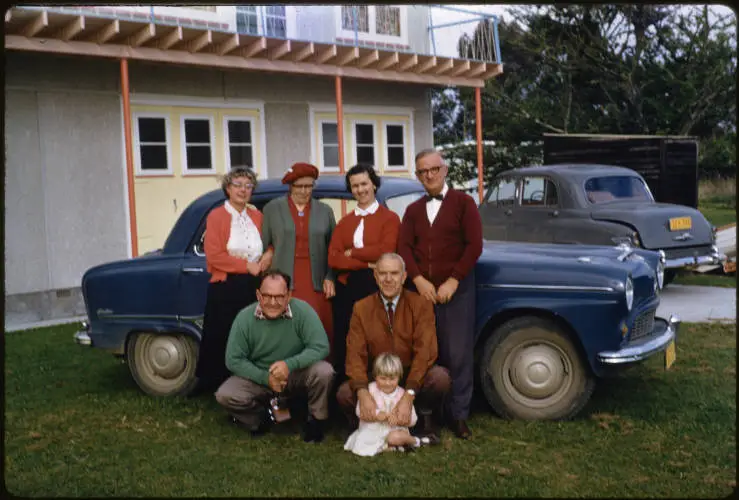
[351,120,378,167]
[236,5,287,37]
[335,5,409,46]
[317,119,341,173]
[382,121,409,172]
[180,114,217,176]
[223,115,257,172]
[132,112,173,176]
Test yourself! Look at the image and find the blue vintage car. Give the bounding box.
[75,175,679,421]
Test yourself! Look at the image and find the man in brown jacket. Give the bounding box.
[336,252,451,437]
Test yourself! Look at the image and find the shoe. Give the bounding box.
[416,433,440,446]
[302,415,325,443]
[450,419,471,439]
[230,411,271,438]
[413,410,438,437]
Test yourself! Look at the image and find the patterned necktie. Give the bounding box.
[387,302,394,329]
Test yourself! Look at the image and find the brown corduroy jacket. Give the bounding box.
[345,289,438,393]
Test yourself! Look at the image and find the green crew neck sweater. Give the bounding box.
[224,298,330,386]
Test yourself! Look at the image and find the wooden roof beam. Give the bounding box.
[188,30,212,53]
[357,49,379,68]
[21,10,48,37]
[415,56,437,74]
[129,23,155,48]
[434,58,455,75]
[397,54,418,72]
[314,45,337,64]
[217,33,239,55]
[86,19,119,44]
[480,64,503,80]
[293,42,314,62]
[449,60,471,77]
[57,15,85,41]
[268,40,291,60]
[376,52,399,70]
[337,47,359,66]
[158,26,182,50]
[241,37,266,58]
[466,62,487,77]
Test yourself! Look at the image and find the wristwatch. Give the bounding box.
[407,389,416,397]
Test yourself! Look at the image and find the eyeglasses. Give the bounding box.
[259,292,288,303]
[292,183,315,190]
[231,182,254,190]
[415,166,443,178]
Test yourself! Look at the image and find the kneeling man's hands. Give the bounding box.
[389,394,413,427]
[357,389,378,422]
[268,373,287,393]
[269,360,289,381]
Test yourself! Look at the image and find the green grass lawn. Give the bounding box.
[699,195,736,228]
[5,322,736,497]
[673,272,736,288]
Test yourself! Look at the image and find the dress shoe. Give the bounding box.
[412,410,438,437]
[450,419,471,439]
[302,415,325,443]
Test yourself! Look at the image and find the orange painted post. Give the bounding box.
[335,75,347,217]
[475,86,484,205]
[120,58,139,257]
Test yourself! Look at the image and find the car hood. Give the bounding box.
[590,202,713,249]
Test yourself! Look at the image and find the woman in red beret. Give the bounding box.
[327,163,400,382]
[260,162,337,355]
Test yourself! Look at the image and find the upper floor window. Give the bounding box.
[237,6,286,38]
[337,5,408,45]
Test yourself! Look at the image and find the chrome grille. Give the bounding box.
[631,309,656,342]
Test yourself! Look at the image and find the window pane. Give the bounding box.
[266,6,285,16]
[187,146,212,169]
[323,146,339,167]
[230,145,253,168]
[228,120,252,143]
[266,18,286,37]
[494,179,517,206]
[545,180,558,206]
[236,6,257,14]
[386,125,404,145]
[138,117,166,142]
[522,177,545,206]
[140,145,168,170]
[355,124,374,144]
[342,5,369,32]
[236,11,258,35]
[357,146,374,164]
[184,120,210,143]
[388,146,404,166]
[376,6,400,36]
[322,123,338,144]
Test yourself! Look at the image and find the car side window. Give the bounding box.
[488,177,517,207]
[521,176,558,207]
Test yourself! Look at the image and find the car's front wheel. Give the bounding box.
[126,332,199,397]
[479,316,595,420]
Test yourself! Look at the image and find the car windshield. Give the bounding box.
[584,176,653,204]
[385,192,425,219]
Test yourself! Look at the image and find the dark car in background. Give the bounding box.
[75,175,678,421]
[480,164,723,285]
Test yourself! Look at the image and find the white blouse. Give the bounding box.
[352,200,379,249]
[224,201,263,263]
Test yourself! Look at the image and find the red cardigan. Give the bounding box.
[204,204,263,283]
[327,205,400,285]
[397,188,482,287]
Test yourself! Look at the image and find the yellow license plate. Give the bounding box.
[665,340,676,370]
[669,217,692,231]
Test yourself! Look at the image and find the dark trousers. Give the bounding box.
[331,269,378,382]
[434,271,476,420]
[196,273,258,390]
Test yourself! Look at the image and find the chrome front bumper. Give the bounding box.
[664,246,725,269]
[74,320,92,346]
[597,314,680,365]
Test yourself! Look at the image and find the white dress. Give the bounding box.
[343,382,418,457]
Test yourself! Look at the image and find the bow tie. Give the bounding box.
[426,194,444,202]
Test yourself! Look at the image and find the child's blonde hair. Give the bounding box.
[372,352,403,379]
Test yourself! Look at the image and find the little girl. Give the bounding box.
[344,352,438,456]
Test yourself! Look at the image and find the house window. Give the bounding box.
[384,123,406,170]
[225,118,254,170]
[376,6,400,36]
[341,5,369,32]
[337,5,407,45]
[320,121,340,171]
[134,115,171,174]
[237,6,286,37]
[236,6,258,35]
[265,6,286,37]
[181,117,215,173]
[354,123,375,165]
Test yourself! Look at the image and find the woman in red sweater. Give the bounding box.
[195,167,270,392]
[328,164,401,381]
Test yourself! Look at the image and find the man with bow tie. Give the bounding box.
[397,148,483,440]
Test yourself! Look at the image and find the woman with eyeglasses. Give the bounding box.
[195,167,270,393]
[327,164,400,381]
[260,162,337,358]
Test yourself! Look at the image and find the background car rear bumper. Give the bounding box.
[664,246,724,269]
[596,314,680,365]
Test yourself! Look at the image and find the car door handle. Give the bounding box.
[504,209,513,216]
[182,267,205,274]
[549,210,559,217]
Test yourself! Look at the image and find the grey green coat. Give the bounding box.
[261,196,337,291]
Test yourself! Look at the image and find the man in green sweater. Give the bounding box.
[215,270,334,443]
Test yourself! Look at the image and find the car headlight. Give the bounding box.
[625,276,634,311]
[656,260,665,290]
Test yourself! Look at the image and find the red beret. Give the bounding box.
[282,162,319,184]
